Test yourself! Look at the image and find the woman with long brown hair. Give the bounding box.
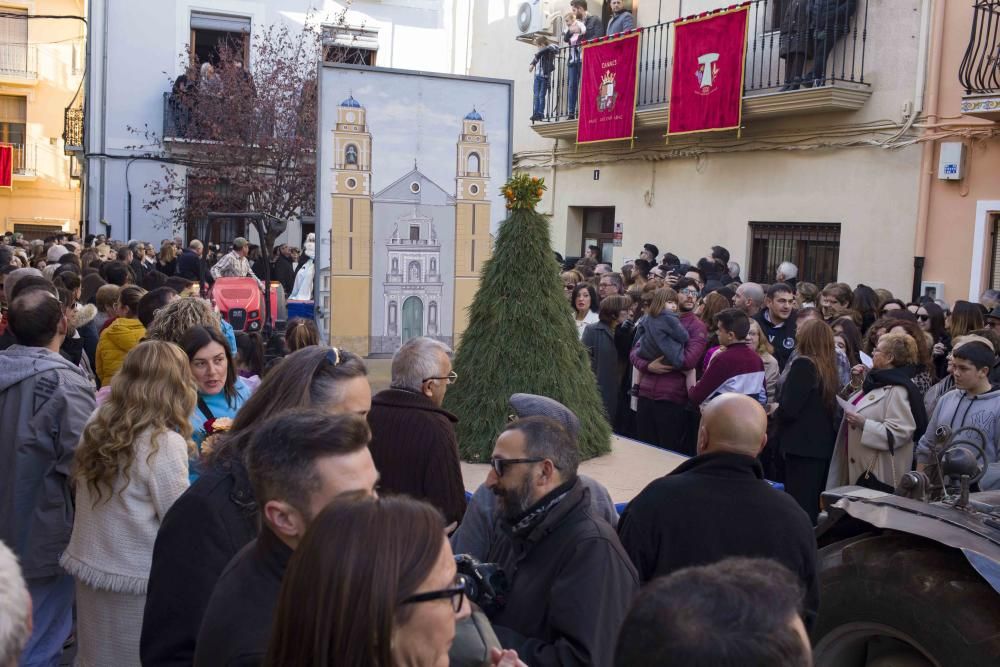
[284,317,320,352]
[141,345,372,666]
[774,319,840,523]
[265,495,489,666]
[61,341,196,665]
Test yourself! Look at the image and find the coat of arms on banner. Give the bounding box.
[695,52,720,95]
[598,70,617,112]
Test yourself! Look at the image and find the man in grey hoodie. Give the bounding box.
[0,286,96,666]
[915,342,1000,490]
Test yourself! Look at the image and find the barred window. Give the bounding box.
[749,222,841,287]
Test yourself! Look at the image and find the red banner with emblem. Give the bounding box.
[668,5,750,136]
[0,145,12,188]
[576,31,641,145]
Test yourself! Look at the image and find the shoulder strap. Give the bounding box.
[197,395,215,422]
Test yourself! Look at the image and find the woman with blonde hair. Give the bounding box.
[144,296,221,345]
[60,341,196,666]
[774,319,841,523]
[748,318,780,405]
[157,241,178,276]
[827,332,928,492]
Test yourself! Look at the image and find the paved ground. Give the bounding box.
[366,359,685,502]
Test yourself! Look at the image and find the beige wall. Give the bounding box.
[0,0,84,237]
[470,0,928,296]
[921,0,1000,303]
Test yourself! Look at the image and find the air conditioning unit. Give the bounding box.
[517,0,568,38]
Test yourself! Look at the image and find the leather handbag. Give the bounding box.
[854,430,894,493]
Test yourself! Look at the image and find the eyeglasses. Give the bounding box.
[401,579,466,613]
[423,370,458,385]
[564,284,575,291]
[490,457,544,477]
[916,314,930,322]
[680,288,699,297]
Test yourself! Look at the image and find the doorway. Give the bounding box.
[581,206,616,264]
[402,296,423,342]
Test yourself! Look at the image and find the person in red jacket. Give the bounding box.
[686,308,766,407]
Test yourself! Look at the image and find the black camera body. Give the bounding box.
[455,554,508,615]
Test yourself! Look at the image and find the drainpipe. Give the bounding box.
[912,0,945,302]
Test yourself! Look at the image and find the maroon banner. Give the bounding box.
[577,31,641,144]
[0,145,12,188]
[668,5,750,136]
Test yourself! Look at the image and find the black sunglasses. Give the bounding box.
[490,457,544,477]
[401,579,466,612]
[916,314,930,322]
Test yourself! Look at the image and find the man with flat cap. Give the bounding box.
[451,393,618,561]
[617,393,819,625]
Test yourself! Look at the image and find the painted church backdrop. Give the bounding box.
[317,64,513,356]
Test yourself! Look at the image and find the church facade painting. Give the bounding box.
[317,64,513,356]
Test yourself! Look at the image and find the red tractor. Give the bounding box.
[210,277,282,333]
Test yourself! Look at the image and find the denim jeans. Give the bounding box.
[532,74,549,118]
[21,574,74,667]
[567,60,581,117]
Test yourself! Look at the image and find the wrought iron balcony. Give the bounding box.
[3,143,37,176]
[531,0,870,138]
[64,106,84,154]
[0,43,37,80]
[960,0,1000,119]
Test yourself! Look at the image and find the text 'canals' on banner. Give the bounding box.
[0,145,12,188]
[668,5,750,137]
[577,31,642,145]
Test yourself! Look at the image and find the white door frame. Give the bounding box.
[969,200,1000,301]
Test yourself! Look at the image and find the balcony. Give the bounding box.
[0,43,37,84]
[532,0,871,140]
[6,143,37,178]
[960,0,1000,120]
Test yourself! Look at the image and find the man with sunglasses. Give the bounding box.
[367,336,467,526]
[483,416,638,667]
[194,410,378,666]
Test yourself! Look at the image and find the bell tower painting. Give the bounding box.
[329,95,374,354]
[319,66,511,358]
[454,109,492,339]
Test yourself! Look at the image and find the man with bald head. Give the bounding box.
[617,394,819,624]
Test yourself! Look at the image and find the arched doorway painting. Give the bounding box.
[402,296,423,342]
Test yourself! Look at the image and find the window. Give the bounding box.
[409,225,420,241]
[748,222,841,286]
[0,94,26,172]
[410,181,421,194]
[988,215,1000,290]
[345,144,358,165]
[0,7,28,74]
[466,153,480,174]
[322,25,378,65]
[185,176,247,247]
[191,12,250,65]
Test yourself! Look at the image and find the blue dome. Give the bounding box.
[465,108,483,121]
[340,95,363,108]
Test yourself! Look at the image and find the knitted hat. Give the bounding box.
[508,393,580,441]
[46,244,69,264]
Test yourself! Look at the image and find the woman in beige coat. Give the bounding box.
[827,332,929,491]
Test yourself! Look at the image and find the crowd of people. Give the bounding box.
[568,242,1000,523]
[1,227,995,667]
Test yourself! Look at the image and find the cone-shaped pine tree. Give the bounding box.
[444,174,612,461]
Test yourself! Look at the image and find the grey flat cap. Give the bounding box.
[508,393,580,441]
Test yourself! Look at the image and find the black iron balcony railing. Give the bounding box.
[960,0,1000,94]
[535,0,869,123]
[64,106,84,150]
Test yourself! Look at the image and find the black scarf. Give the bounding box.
[862,364,929,445]
[507,479,575,538]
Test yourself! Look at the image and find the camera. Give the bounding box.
[455,554,508,614]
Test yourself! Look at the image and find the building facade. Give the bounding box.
[471,0,933,298]
[83,0,473,246]
[0,0,84,240]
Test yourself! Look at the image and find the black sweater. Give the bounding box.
[617,451,819,624]
[775,356,838,459]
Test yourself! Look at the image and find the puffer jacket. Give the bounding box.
[95,316,145,386]
[0,345,96,578]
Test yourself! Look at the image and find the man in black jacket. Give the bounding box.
[271,243,297,296]
[754,282,797,370]
[177,239,206,287]
[617,393,819,625]
[193,411,377,667]
[485,416,638,666]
